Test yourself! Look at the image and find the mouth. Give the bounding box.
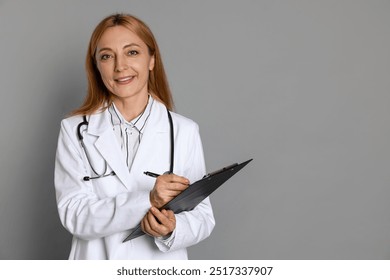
[114,76,134,84]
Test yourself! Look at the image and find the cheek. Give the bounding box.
[97,65,107,79]
[97,66,113,86]
[137,61,152,78]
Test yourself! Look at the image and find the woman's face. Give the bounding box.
[95,25,155,102]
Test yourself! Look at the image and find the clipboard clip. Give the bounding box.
[202,163,239,179]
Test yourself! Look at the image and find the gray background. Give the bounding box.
[1,0,389,259]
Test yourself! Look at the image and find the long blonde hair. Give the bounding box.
[71,13,173,116]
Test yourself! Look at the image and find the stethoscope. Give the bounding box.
[77,107,174,181]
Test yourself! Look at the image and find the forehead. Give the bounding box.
[97,25,147,50]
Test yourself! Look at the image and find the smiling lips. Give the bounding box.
[115,76,134,84]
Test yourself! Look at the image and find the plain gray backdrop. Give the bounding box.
[1,0,390,259]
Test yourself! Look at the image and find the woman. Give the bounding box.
[54,13,215,259]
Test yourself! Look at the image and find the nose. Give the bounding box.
[115,55,128,72]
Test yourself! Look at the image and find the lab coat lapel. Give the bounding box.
[129,101,170,179]
[86,110,132,190]
[84,101,170,190]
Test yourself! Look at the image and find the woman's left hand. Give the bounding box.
[141,207,176,237]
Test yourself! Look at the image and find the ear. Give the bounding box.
[149,55,155,71]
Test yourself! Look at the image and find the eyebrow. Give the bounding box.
[97,43,142,53]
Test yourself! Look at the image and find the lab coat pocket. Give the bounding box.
[91,171,125,199]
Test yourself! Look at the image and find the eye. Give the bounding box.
[127,50,139,56]
[99,54,112,61]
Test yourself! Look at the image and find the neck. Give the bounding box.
[112,94,149,122]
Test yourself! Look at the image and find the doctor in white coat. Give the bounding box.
[54,13,215,259]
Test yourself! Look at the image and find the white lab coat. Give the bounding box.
[54,100,215,259]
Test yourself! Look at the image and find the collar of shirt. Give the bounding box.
[107,95,154,169]
[108,95,154,133]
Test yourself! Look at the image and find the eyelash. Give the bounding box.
[99,50,139,61]
[100,54,112,61]
[127,50,139,56]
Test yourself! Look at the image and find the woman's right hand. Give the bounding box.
[149,174,190,208]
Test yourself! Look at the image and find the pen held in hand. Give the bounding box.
[144,171,160,178]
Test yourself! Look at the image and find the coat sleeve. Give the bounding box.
[54,119,151,240]
[154,121,215,252]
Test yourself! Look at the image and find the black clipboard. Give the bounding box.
[123,159,253,242]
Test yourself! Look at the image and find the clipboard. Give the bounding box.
[123,158,253,242]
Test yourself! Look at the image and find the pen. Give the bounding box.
[144,171,161,178]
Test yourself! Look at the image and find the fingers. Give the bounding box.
[158,174,190,190]
[141,207,176,237]
[150,174,190,208]
[162,209,175,220]
[141,213,160,237]
[142,212,165,237]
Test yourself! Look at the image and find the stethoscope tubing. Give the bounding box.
[77,107,174,181]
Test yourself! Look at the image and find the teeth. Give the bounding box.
[117,76,132,82]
